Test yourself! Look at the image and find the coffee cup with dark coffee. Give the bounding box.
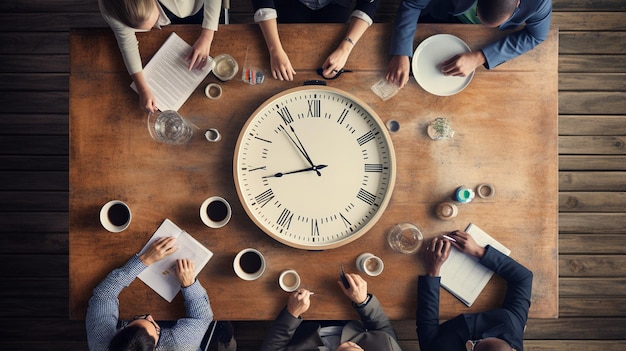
[100,200,132,233]
[234,248,266,281]
[200,196,232,228]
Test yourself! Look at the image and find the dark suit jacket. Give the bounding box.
[261,294,403,351]
[416,246,533,351]
[389,0,552,68]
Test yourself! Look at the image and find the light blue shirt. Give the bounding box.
[85,255,213,351]
[390,0,552,68]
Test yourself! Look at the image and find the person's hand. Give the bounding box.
[321,44,351,79]
[139,89,158,113]
[269,47,296,81]
[424,237,451,277]
[287,289,311,318]
[139,237,177,266]
[447,230,486,258]
[186,29,215,71]
[175,258,195,288]
[338,273,368,304]
[440,51,485,77]
[385,55,410,89]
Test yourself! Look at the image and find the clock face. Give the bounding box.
[234,86,396,250]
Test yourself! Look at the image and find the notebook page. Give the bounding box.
[131,32,212,111]
[439,223,510,306]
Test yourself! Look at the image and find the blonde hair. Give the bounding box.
[102,0,156,28]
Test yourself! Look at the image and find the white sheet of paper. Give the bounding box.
[138,219,213,302]
[131,32,212,111]
[439,223,511,306]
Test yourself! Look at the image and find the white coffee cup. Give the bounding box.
[356,253,384,277]
[99,200,132,233]
[234,248,266,281]
[200,196,231,228]
[204,128,221,142]
[278,269,301,292]
[205,83,222,99]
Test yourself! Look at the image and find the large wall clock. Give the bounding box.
[233,86,396,250]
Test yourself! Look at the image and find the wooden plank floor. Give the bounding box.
[0,0,624,349]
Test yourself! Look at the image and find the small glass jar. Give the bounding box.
[388,223,423,254]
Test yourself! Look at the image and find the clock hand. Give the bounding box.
[288,124,316,166]
[262,164,328,178]
[279,125,316,169]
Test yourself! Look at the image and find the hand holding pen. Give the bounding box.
[287,289,311,318]
[442,230,486,259]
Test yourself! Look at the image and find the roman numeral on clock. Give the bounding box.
[357,130,375,146]
[307,99,321,117]
[311,219,320,237]
[277,106,293,124]
[337,109,349,124]
[254,189,274,208]
[277,208,293,229]
[364,164,383,172]
[357,188,377,205]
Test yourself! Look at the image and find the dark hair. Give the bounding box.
[477,0,517,25]
[108,325,156,351]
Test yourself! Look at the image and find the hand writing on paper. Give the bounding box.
[424,237,451,277]
[446,230,486,258]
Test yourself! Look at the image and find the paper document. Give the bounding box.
[440,223,511,306]
[131,32,212,111]
[138,219,213,302]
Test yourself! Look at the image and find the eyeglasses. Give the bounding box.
[466,340,482,351]
[132,314,161,337]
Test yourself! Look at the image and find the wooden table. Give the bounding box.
[69,23,558,321]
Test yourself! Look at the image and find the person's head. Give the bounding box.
[109,314,160,351]
[101,0,159,29]
[336,341,364,351]
[476,0,520,27]
[467,337,514,351]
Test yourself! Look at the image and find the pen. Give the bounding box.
[442,234,457,242]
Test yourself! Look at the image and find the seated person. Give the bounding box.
[261,273,402,351]
[99,0,221,112]
[85,236,213,351]
[386,0,552,88]
[252,0,381,80]
[417,230,533,351]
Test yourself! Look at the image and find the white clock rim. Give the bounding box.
[233,85,397,250]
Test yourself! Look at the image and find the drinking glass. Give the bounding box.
[147,110,193,144]
[388,223,423,254]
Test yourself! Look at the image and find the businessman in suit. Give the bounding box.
[386,0,552,88]
[261,273,403,351]
[417,230,533,351]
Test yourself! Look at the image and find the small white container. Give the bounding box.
[356,253,384,277]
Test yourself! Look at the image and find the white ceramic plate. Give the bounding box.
[411,34,474,96]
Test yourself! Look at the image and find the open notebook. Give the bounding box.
[440,223,511,306]
[131,32,213,111]
[137,219,213,302]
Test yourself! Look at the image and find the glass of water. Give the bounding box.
[388,222,423,254]
[147,110,193,145]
